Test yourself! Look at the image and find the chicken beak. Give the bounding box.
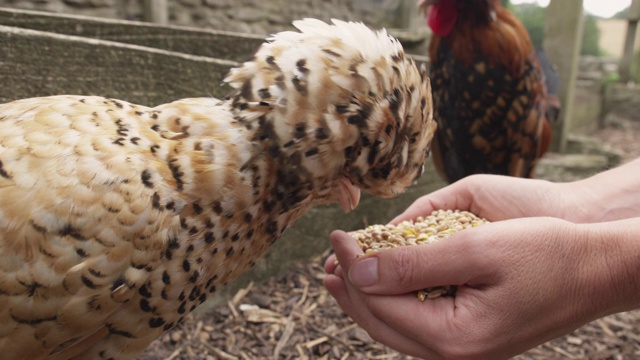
[337,177,361,213]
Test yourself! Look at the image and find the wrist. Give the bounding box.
[554,181,601,223]
[565,158,640,222]
[575,219,640,317]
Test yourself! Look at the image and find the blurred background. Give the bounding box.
[1,1,639,358]
[0,0,635,59]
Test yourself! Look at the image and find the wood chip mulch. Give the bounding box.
[138,251,640,360]
[138,252,412,360]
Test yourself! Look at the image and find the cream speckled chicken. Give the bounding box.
[0,19,435,359]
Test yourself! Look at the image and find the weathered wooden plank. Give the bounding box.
[0,25,237,105]
[0,8,264,62]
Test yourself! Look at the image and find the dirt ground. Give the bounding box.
[138,117,640,360]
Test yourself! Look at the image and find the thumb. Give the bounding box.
[335,228,489,295]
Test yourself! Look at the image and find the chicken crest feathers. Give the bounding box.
[225,18,436,197]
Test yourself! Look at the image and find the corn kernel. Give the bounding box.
[347,209,489,300]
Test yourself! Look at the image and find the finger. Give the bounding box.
[324,254,345,278]
[324,254,338,274]
[330,229,365,270]
[326,272,445,359]
[323,274,357,317]
[363,290,462,355]
[328,230,363,280]
[347,228,492,295]
[354,296,446,359]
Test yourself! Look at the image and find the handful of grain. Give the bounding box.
[348,209,489,301]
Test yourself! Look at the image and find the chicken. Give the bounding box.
[0,19,436,359]
[419,0,557,183]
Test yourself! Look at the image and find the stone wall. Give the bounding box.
[568,57,620,134]
[572,56,640,131]
[0,0,415,35]
[578,56,619,82]
[605,83,640,122]
[0,0,123,19]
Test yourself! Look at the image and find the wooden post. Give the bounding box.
[620,0,640,83]
[543,0,584,153]
[143,0,168,25]
[398,0,424,29]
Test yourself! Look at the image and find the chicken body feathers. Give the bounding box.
[429,44,546,181]
[424,1,553,183]
[0,19,435,359]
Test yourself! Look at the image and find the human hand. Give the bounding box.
[391,174,597,224]
[324,217,629,359]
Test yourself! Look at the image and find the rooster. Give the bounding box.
[419,0,558,183]
[0,19,436,359]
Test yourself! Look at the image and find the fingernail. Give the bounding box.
[349,257,378,287]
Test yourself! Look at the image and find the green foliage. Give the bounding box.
[612,7,630,19]
[634,51,640,83]
[510,2,602,56]
[581,14,602,56]
[510,3,545,48]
